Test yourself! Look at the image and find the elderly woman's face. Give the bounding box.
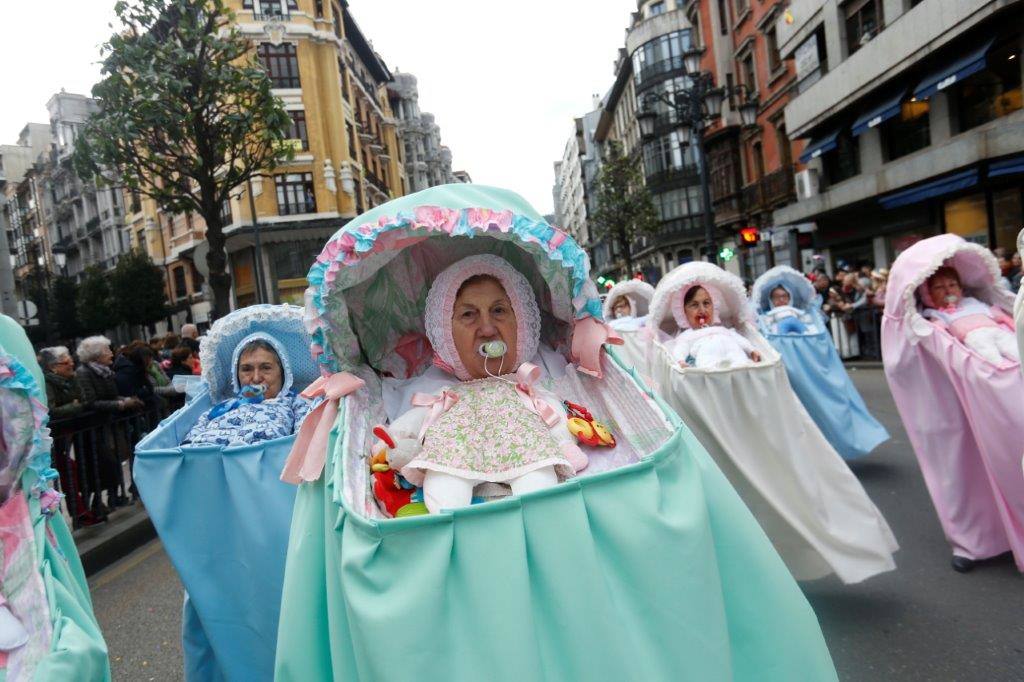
[238,347,283,399]
[770,286,791,308]
[611,296,632,318]
[452,277,518,380]
[51,355,75,378]
[98,345,113,366]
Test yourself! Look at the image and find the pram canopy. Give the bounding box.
[275,185,837,681]
[882,233,1024,569]
[0,315,110,681]
[134,304,317,681]
[603,279,655,368]
[645,262,898,584]
[751,265,888,459]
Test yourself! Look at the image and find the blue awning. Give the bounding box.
[989,155,1024,178]
[798,128,841,164]
[851,89,907,136]
[913,38,995,100]
[879,169,978,209]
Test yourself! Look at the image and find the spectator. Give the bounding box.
[166,346,196,379]
[75,336,140,509]
[1009,251,1021,293]
[181,323,199,341]
[39,346,83,419]
[114,341,170,415]
[871,269,889,310]
[161,333,180,361]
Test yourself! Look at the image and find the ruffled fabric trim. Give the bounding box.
[304,207,602,374]
[0,352,57,493]
[423,255,541,381]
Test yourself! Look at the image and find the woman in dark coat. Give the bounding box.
[75,336,142,509]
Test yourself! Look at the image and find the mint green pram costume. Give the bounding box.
[274,185,837,681]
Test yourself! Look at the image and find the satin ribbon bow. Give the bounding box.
[514,363,560,428]
[411,390,459,442]
[571,316,623,379]
[281,372,366,485]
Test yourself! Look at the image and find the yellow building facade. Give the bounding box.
[125,0,407,330]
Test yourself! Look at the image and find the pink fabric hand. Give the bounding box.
[571,316,623,378]
[281,372,366,484]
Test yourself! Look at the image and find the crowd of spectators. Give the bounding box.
[36,324,202,524]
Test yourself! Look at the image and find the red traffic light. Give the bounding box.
[604,280,614,289]
[739,227,760,246]
[633,272,644,281]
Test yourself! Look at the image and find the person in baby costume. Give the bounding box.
[763,285,818,334]
[920,266,1019,364]
[603,280,655,333]
[669,284,762,368]
[377,255,587,513]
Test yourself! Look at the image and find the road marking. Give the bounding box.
[88,540,165,590]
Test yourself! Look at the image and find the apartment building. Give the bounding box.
[773,0,1023,269]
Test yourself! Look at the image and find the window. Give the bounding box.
[275,173,316,215]
[331,2,343,39]
[944,194,988,245]
[717,0,729,35]
[881,99,930,161]
[258,43,300,89]
[740,52,757,92]
[642,132,697,178]
[795,27,828,93]
[315,0,323,17]
[648,1,666,16]
[172,266,187,300]
[732,0,749,20]
[640,75,693,127]
[765,26,782,74]
[844,0,883,57]
[220,198,233,226]
[954,40,1022,132]
[775,123,793,167]
[654,186,703,221]
[631,30,694,86]
[822,132,860,186]
[287,110,308,150]
[993,187,1024,251]
[751,141,765,181]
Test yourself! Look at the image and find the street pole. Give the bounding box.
[693,118,717,265]
[244,174,267,305]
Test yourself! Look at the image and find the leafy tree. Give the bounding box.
[75,0,293,319]
[76,266,120,334]
[110,250,169,331]
[50,275,82,342]
[590,141,660,278]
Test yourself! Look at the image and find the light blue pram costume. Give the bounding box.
[752,266,889,459]
[272,185,837,681]
[134,304,319,681]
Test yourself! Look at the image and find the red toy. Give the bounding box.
[563,401,616,448]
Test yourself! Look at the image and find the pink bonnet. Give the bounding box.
[423,255,541,380]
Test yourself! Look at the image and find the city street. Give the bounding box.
[90,369,1024,681]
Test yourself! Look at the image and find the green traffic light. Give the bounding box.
[718,247,736,262]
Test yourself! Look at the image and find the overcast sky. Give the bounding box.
[0,0,637,215]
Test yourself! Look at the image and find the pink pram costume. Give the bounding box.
[882,234,1024,571]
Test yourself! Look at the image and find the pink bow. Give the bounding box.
[571,316,624,378]
[412,389,460,442]
[515,363,560,428]
[281,372,366,485]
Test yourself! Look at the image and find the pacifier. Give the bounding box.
[239,383,267,399]
[478,340,507,358]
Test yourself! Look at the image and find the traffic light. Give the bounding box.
[739,227,760,247]
[605,281,614,289]
[596,276,607,286]
[634,272,644,281]
[718,246,736,262]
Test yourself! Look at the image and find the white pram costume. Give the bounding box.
[666,282,756,369]
[603,280,655,371]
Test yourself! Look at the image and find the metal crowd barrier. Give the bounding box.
[50,407,164,528]
[827,307,883,361]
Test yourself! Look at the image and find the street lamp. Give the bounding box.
[637,47,756,265]
[739,98,760,128]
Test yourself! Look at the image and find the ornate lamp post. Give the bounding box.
[636,47,757,265]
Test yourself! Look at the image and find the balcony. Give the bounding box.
[363,169,390,197]
[740,168,796,213]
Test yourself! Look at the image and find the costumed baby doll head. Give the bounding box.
[770,285,792,308]
[922,265,963,310]
[611,295,632,319]
[424,254,541,381]
[673,284,722,331]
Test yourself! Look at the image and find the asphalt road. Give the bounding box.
[88,369,1023,681]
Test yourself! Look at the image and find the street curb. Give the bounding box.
[73,504,157,577]
[843,361,883,369]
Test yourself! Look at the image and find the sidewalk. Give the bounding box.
[73,503,156,577]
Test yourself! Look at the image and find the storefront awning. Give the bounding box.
[851,89,907,136]
[912,38,995,100]
[798,128,841,164]
[989,155,1024,178]
[878,169,978,209]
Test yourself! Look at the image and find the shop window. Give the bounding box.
[287,110,308,150]
[882,99,930,161]
[954,40,1022,133]
[944,193,988,245]
[258,43,300,89]
[822,132,860,186]
[275,172,316,215]
[993,187,1023,251]
[844,0,883,57]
